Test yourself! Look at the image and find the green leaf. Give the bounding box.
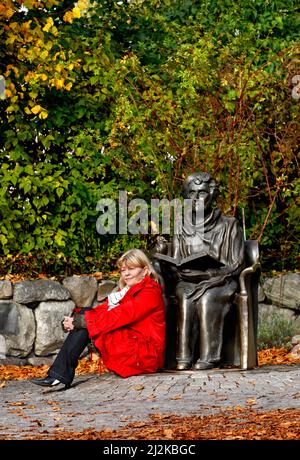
[56,188,64,198]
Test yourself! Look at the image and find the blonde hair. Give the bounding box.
[117,248,158,288]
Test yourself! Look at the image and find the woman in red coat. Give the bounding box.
[31,249,165,389]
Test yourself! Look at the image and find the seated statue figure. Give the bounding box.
[152,172,246,370]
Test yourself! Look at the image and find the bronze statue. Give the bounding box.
[152,172,246,370]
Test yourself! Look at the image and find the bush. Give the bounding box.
[257,312,299,350]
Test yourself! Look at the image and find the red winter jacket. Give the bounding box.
[84,276,165,378]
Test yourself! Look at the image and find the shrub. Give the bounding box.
[257,312,299,350]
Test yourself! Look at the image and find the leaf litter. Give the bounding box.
[0,348,300,440]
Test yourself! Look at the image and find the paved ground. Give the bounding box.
[1,364,300,439]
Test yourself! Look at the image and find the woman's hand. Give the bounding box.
[63,316,74,332]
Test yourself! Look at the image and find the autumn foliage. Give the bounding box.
[0,0,299,277]
[0,353,107,383]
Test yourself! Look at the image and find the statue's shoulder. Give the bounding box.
[217,212,241,229]
[221,214,239,223]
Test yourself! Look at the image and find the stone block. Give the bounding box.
[62,276,98,307]
[0,356,27,366]
[263,273,300,310]
[0,334,6,359]
[291,335,300,346]
[258,283,265,303]
[0,300,19,335]
[258,303,298,322]
[26,354,57,366]
[289,342,300,358]
[97,280,118,302]
[4,303,35,357]
[0,280,13,299]
[34,300,75,356]
[13,279,70,304]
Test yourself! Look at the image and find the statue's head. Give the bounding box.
[183,172,217,212]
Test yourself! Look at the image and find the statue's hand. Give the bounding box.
[154,236,169,254]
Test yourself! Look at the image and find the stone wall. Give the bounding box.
[0,273,299,365]
[0,277,117,365]
[258,273,300,325]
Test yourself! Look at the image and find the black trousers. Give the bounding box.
[48,329,90,385]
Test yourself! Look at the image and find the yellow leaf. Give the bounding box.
[40,50,49,60]
[31,105,42,114]
[63,11,73,23]
[40,74,48,81]
[55,78,64,90]
[65,82,73,91]
[6,35,16,45]
[24,73,31,83]
[72,6,81,19]
[39,111,48,119]
[133,385,144,391]
[25,107,31,115]
[3,7,14,19]
[43,17,54,32]
[9,22,18,31]
[5,105,13,113]
[78,0,90,10]
[234,405,244,411]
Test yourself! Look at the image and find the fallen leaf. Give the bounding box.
[162,428,174,438]
[233,405,244,411]
[133,385,145,391]
[8,402,26,406]
[32,420,43,427]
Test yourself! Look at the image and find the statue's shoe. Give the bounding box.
[176,362,191,370]
[193,360,214,370]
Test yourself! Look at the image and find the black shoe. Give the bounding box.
[30,376,62,387]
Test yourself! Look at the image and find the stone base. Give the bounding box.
[162,366,243,374]
[0,357,27,366]
[26,355,56,366]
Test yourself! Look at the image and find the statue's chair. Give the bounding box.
[234,240,260,369]
[151,240,261,371]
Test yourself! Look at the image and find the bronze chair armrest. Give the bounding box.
[239,262,261,295]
